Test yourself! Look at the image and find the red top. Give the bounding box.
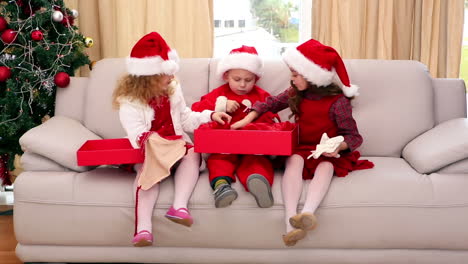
[252,87,362,151]
[137,96,178,147]
[297,95,341,146]
[192,83,279,124]
[148,96,176,136]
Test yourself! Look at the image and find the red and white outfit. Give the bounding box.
[192,45,279,190]
[192,83,279,190]
[251,39,374,240]
[118,32,213,244]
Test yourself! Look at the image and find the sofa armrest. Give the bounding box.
[402,118,468,174]
[20,152,69,172]
[436,157,468,174]
[433,78,467,125]
[19,115,101,172]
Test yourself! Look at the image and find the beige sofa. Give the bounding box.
[14,58,468,264]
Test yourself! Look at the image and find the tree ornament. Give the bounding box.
[88,60,96,70]
[84,37,94,48]
[0,154,12,187]
[0,66,11,82]
[31,30,43,41]
[0,16,7,32]
[71,9,79,18]
[1,29,17,43]
[54,72,70,88]
[52,10,63,22]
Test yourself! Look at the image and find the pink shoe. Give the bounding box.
[132,230,153,247]
[165,206,193,227]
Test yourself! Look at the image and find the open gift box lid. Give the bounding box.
[77,138,143,166]
[194,124,298,155]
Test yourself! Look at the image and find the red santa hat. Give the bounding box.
[126,32,179,76]
[217,45,263,79]
[282,39,359,97]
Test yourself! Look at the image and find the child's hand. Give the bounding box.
[212,112,232,125]
[226,100,240,113]
[322,141,348,158]
[230,119,249,130]
[230,111,259,129]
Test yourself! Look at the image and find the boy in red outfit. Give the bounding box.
[192,46,279,208]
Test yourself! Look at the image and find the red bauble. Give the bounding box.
[0,66,11,82]
[0,16,7,32]
[31,30,43,41]
[1,29,17,43]
[54,72,70,88]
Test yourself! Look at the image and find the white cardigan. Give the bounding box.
[118,81,213,148]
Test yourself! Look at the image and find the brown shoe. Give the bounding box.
[289,212,317,231]
[282,229,306,247]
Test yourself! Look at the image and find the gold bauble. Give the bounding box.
[84,37,94,48]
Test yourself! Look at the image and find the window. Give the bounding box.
[224,20,234,28]
[214,20,221,28]
[214,0,312,58]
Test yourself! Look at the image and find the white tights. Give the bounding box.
[133,148,200,234]
[282,154,334,233]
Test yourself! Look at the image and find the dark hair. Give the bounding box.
[288,81,352,119]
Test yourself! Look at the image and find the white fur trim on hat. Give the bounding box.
[282,48,334,87]
[342,84,359,97]
[217,53,263,79]
[332,71,360,97]
[126,50,180,76]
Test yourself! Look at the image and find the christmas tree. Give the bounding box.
[0,0,91,186]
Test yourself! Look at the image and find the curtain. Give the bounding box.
[312,0,465,78]
[64,0,214,75]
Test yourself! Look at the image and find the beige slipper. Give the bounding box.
[282,229,306,247]
[289,212,317,231]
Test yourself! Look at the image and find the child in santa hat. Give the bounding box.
[112,32,230,247]
[231,39,374,246]
[192,45,280,208]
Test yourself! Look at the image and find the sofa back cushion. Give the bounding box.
[83,58,211,139]
[346,60,434,157]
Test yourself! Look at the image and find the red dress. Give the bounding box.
[294,94,374,179]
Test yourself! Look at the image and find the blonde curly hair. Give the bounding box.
[112,74,175,108]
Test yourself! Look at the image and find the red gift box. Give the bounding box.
[77,138,143,166]
[194,123,298,155]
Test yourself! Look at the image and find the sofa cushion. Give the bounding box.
[83,58,211,140]
[13,157,468,250]
[403,118,468,173]
[18,116,101,172]
[20,152,68,172]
